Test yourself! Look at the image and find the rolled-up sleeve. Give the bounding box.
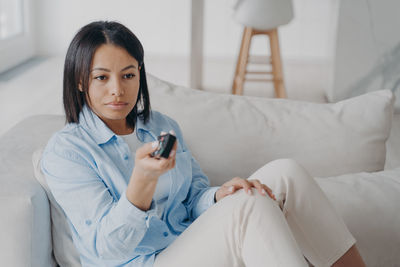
[41,140,155,261]
[185,156,220,219]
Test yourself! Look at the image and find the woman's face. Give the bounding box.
[84,44,140,133]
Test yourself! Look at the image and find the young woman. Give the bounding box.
[41,21,365,267]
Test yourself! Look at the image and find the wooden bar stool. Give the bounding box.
[232,26,286,98]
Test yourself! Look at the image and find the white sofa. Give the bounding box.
[0,74,399,267]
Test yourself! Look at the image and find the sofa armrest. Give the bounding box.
[0,175,55,267]
[0,115,64,266]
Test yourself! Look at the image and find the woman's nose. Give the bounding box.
[111,78,124,96]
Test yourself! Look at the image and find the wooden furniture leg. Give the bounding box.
[269,29,286,98]
[232,27,253,95]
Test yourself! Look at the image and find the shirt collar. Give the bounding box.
[79,104,157,145]
[135,112,159,142]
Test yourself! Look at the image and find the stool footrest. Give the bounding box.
[246,71,272,75]
[248,56,271,64]
[245,78,274,82]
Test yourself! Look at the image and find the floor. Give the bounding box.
[0,55,398,168]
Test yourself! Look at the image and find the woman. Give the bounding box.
[41,21,365,267]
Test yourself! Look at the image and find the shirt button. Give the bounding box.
[163,232,169,237]
[85,220,92,225]
[123,154,129,160]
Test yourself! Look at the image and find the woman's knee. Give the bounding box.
[232,189,279,216]
[221,189,277,214]
[267,158,303,172]
[254,158,313,188]
[268,159,310,178]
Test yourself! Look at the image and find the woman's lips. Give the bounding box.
[106,102,128,110]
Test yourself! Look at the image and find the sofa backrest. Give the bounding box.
[147,74,394,185]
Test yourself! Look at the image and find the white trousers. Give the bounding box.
[154,159,356,267]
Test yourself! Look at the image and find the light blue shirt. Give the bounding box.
[41,104,219,267]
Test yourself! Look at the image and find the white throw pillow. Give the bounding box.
[147,74,395,185]
[32,149,82,267]
[316,168,400,267]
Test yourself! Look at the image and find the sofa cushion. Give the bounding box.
[316,167,400,267]
[32,149,81,267]
[147,74,395,185]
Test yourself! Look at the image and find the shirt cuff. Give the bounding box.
[114,190,157,229]
[205,186,220,206]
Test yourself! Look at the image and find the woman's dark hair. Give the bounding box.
[63,21,151,128]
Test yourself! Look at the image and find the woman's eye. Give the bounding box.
[95,75,107,81]
[123,73,135,79]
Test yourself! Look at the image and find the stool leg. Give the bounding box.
[269,29,287,98]
[232,27,252,95]
[232,28,246,94]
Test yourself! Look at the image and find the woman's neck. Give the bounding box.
[103,119,134,135]
[113,126,134,135]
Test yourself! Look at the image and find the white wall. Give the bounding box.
[204,0,339,61]
[34,0,339,62]
[34,0,191,57]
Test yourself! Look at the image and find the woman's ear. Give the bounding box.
[78,83,83,92]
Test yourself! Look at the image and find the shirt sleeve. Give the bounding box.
[41,138,156,261]
[186,155,220,219]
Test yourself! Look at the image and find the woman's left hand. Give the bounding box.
[215,177,276,202]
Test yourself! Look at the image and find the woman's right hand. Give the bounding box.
[132,132,177,183]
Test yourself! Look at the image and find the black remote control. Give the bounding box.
[151,133,176,158]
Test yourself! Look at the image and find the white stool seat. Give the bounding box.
[234,0,294,31]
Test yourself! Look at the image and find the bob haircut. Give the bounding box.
[63,21,151,128]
